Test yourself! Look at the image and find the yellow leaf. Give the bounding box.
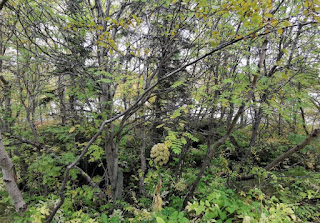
[69,126,76,133]
[315,16,320,23]
[265,13,273,18]
[282,20,291,27]
[40,206,50,215]
[271,19,278,27]
[72,27,77,32]
[277,28,283,34]
[258,194,264,200]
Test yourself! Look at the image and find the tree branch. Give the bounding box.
[0,0,9,11]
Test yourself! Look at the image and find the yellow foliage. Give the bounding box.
[150,143,170,165]
[174,178,187,192]
[153,194,163,212]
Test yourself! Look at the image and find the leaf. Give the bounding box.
[219,210,227,220]
[169,211,178,219]
[277,28,283,34]
[260,213,268,223]
[40,206,50,215]
[243,215,252,223]
[172,80,184,88]
[265,13,273,18]
[100,78,112,83]
[156,217,165,223]
[223,78,233,84]
[282,20,291,27]
[181,137,187,145]
[156,123,165,128]
[195,204,205,215]
[281,73,288,79]
[69,126,76,133]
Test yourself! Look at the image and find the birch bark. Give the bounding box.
[0,131,27,214]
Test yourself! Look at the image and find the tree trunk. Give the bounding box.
[241,107,263,162]
[0,131,27,214]
[139,128,147,195]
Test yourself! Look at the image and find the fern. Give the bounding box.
[183,132,199,142]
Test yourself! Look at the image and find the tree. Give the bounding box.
[0,0,27,214]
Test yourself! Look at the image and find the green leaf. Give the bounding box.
[219,210,227,220]
[99,78,112,83]
[101,213,108,223]
[156,217,166,223]
[156,123,165,128]
[172,80,184,88]
[223,78,233,84]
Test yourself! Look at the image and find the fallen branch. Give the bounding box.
[239,128,320,181]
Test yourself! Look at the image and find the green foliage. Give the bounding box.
[186,186,300,223]
[155,208,189,223]
[1,0,320,222]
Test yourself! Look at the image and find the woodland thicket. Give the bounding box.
[0,0,320,222]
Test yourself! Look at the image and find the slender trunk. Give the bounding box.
[278,113,282,136]
[0,25,11,131]
[139,128,147,195]
[241,107,263,162]
[58,76,66,125]
[300,106,309,135]
[105,132,122,200]
[0,131,27,214]
[298,82,309,135]
[174,141,191,180]
[69,90,77,124]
